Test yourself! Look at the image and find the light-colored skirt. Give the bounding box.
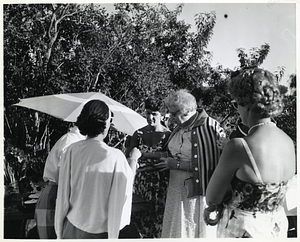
[217,205,288,238]
[161,169,207,238]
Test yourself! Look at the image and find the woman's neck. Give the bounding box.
[87,134,105,141]
[247,117,272,128]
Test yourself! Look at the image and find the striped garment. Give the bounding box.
[164,109,223,196]
[191,114,223,195]
[161,109,223,238]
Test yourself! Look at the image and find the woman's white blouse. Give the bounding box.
[54,138,134,239]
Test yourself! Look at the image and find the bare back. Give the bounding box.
[235,125,295,184]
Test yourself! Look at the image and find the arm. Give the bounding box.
[108,152,134,238]
[206,139,242,206]
[43,134,67,182]
[108,172,127,238]
[155,156,192,172]
[127,147,141,174]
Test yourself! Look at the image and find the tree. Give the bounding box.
[4,3,220,191]
[288,73,296,96]
[274,73,296,149]
[236,43,270,69]
[5,3,295,194]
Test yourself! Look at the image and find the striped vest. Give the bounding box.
[164,109,222,196]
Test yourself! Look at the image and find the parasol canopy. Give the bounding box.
[13,92,147,135]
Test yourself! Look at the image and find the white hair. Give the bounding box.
[164,89,197,113]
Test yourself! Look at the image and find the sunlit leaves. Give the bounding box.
[236,43,270,69]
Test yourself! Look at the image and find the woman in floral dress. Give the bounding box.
[126,97,171,238]
[205,68,296,238]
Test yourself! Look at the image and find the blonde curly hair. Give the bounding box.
[228,68,283,118]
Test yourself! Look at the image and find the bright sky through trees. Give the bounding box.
[168,2,296,85]
[102,2,296,86]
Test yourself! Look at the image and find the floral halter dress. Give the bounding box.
[131,129,170,238]
[217,138,291,238]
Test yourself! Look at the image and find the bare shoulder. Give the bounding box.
[245,128,295,180]
[277,128,295,146]
[219,138,248,167]
[253,126,295,151]
[223,138,244,151]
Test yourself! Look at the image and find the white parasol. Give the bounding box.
[13,92,147,135]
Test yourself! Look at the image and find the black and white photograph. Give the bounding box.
[3,1,297,240]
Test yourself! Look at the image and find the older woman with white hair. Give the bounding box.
[155,89,224,238]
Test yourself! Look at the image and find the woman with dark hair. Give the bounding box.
[205,68,295,238]
[126,97,171,238]
[55,100,140,239]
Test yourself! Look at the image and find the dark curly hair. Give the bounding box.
[144,97,163,111]
[75,100,110,138]
[228,68,283,118]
